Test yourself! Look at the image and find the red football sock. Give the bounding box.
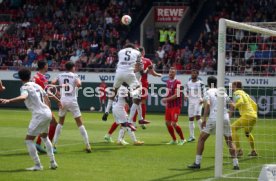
[48,122,57,142]
[36,136,41,145]
[133,111,138,122]
[108,122,119,135]
[166,124,176,141]
[141,103,146,119]
[175,125,184,140]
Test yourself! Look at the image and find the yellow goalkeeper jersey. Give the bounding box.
[233,90,258,118]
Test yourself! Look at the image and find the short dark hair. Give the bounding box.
[191,69,199,74]
[18,68,31,81]
[207,76,217,88]
[138,47,145,53]
[232,81,242,89]
[124,43,136,49]
[65,61,75,71]
[37,60,47,70]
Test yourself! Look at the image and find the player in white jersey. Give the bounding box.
[188,76,239,170]
[0,68,59,171]
[102,43,142,124]
[52,61,91,153]
[184,69,206,142]
[113,85,144,145]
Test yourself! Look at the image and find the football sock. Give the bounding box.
[166,124,176,141]
[25,140,41,166]
[141,103,146,119]
[53,123,63,145]
[105,99,113,113]
[189,121,195,138]
[129,103,138,123]
[175,125,184,140]
[137,103,143,120]
[197,119,202,132]
[233,158,239,166]
[48,123,57,142]
[126,127,137,142]
[79,125,90,146]
[108,122,119,135]
[248,133,255,150]
[36,136,42,145]
[41,137,55,162]
[118,128,125,142]
[195,155,202,165]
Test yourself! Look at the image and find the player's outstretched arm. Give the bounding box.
[0,94,28,104]
[0,80,5,92]
[148,66,162,77]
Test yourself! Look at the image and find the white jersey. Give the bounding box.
[204,88,230,119]
[185,79,206,103]
[20,82,50,114]
[117,47,142,73]
[113,86,128,109]
[57,72,79,102]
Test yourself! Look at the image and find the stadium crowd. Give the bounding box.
[0,0,276,75]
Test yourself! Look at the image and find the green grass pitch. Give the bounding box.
[0,109,275,181]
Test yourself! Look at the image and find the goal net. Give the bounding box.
[216,19,276,180]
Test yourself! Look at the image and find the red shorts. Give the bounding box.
[100,96,106,102]
[165,107,180,122]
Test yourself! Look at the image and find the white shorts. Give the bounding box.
[59,100,81,118]
[113,71,140,90]
[202,116,232,137]
[112,107,128,124]
[27,110,52,136]
[188,102,203,117]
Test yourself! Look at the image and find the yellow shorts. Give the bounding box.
[231,115,257,133]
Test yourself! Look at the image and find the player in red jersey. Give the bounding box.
[131,47,162,128]
[98,79,107,112]
[33,60,58,153]
[162,67,186,145]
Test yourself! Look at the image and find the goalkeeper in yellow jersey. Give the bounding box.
[230,81,258,157]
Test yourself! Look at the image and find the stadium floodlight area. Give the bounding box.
[216,18,276,180]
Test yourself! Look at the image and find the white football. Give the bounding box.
[121,15,132,25]
[90,106,95,111]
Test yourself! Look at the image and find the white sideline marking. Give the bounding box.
[0,142,83,154]
[203,165,260,181]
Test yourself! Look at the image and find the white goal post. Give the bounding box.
[216,18,276,178]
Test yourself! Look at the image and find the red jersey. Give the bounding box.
[99,82,107,99]
[33,72,48,89]
[166,79,182,108]
[141,57,153,87]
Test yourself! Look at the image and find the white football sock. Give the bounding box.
[53,123,63,145]
[233,158,239,166]
[41,137,55,162]
[118,128,125,142]
[105,99,113,113]
[126,127,137,142]
[25,140,41,166]
[79,125,90,146]
[137,103,143,120]
[189,121,195,138]
[197,119,202,132]
[195,155,202,165]
[128,103,138,123]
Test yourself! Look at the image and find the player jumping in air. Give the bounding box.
[184,69,206,142]
[188,76,239,170]
[230,80,258,157]
[162,67,186,145]
[52,61,92,153]
[0,68,60,171]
